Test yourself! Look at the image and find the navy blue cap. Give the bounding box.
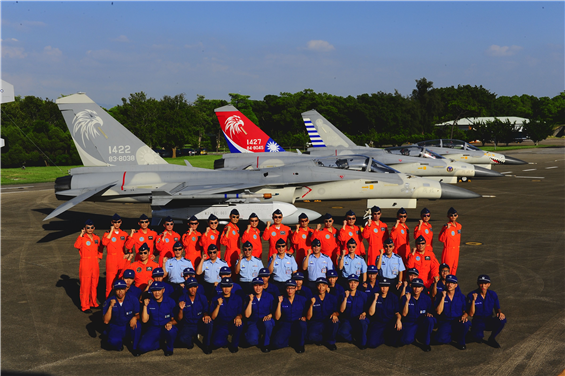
[311,238,321,247]
[446,274,458,284]
[477,274,491,283]
[345,210,355,217]
[272,209,283,216]
[164,216,173,222]
[219,266,232,276]
[188,215,198,222]
[326,270,338,278]
[152,267,164,277]
[292,272,305,281]
[316,277,329,285]
[347,238,357,246]
[367,265,379,274]
[207,244,217,251]
[276,238,286,246]
[208,214,218,221]
[85,219,94,226]
[185,277,199,288]
[397,208,407,215]
[285,279,297,287]
[249,212,258,219]
[379,277,391,286]
[447,207,458,215]
[230,209,239,216]
[112,213,121,221]
[347,274,360,282]
[113,280,127,289]
[323,213,333,220]
[407,267,419,275]
[123,269,135,279]
[139,214,149,220]
[411,278,424,287]
[439,263,450,271]
[139,243,149,252]
[220,277,233,287]
[258,268,270,277]
[173,241,183,249]
[150,281,165,291]
[242,241,253,248]
[415,235,426,244]
[420,208,430,215]
[252,277,264,285]
[183,267,196,276]
[371,206,381,213]
[298,213,308,220]
[384,238,394,245]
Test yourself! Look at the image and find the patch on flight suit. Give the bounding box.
[425,256,431,260]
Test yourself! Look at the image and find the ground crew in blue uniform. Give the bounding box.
[259,268,280,298]
[376,238,405,295]
[434,274,471,350]
[338,238,368,284]
[363,265,380,295]
[197,244,229,300]
[302,238,334,290]
[306,277,339,351]
[138,281,178,356]
[268,239,298,293]
[122,269,142,301]
[176,277,213,354]
[102,280,141,352]
[467,274,507,348]
[326,269,345,305]
[145,268,174,299]
[399,278,436,351]
[337,274,369,349]
[214,266,243,297]
[400,268,429,297]
[430,263,460,299]
[235,241,264,294]
[243,277,276,352]
[163,241,193,297]
[272,279,308,353]
[293,272,313,301]
[209,277,244,353]
[367,278,402,348]
[180,267,206,298]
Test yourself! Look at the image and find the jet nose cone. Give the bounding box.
[440,182,481,199]
[474,166,504,178]
[503,156,528,165]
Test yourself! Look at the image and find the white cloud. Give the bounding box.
[306,40,335,52]
[111,35,130,43]
[1,38,19,43]
[43,46,62,57]
[486,45,523,57]
[2,46,27,59]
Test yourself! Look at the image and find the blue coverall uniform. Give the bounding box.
[102,293,141,351]
[272,295,308,349]
[176,292,213,349]
[467,289,506,342]
[400,293,436,346]
[434,291,471,346]
[138,296,178,354]
[367,293,400,348]
[244,293,276,347]
[337,290,369,347]
[209,294,244,348]
[307,293,339,345]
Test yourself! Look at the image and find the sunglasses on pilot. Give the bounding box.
[273,215,282,219]
[399,215,407,218]
[86,226,94,229]
[346,217,355,220]
[189,222,198,225]
[422,214,431,217]
[140,220,149,224]
[139,251,149,255]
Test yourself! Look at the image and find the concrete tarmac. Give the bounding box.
[2,148,564,376]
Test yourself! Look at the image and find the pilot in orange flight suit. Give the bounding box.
[262,209,291,258]
[102,213,129,298]
[129,243,159,291]
[74,219,103,313]
[291,213,314,267]
[155,216,181,267]
[199,214,222,259]
[338,210,365,257]
[406,236,440,288]
[182,215,202,267]
[362,206,389,265]
[414,208,434,253]
[125,214,158,262]
[389,208,410,263]
[439,207,462,275]
[221,209,241,268]
[311,213,339,263]
[240,213,263,259]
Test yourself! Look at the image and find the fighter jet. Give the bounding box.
[215,106,501,184]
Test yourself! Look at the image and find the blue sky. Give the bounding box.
[2,1,563,109]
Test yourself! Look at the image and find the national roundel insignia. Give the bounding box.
[302,234,306,239]
[374,228,378,233]
[416,256,420,261]
[232,230,236,235]
[271,232,276,236]
[447,166,454,172]
[210,235,215,240]
[136,267,142,273]
[86,241,91,246]
[165,238,169,243]
[325,234,330,239]
[253,234,257,239]
[451,231,455,236]
[111,237,116,242]
[349,232,353,236]
[425,229,429,234]
[401,230,405,234]
[192,236,196,241]
[139,237,144,242]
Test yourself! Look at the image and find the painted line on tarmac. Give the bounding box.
[545,166,558,169]
[514,176,545,179]
[1,189,52,194]
[522,168,537,171]
[1,185,34,190]
[500,171,512,174]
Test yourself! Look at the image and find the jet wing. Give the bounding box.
[43,182,117,221]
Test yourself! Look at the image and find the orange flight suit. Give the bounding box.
[220,223,241,268]
[338,225,366,257]
[125,228,158,261]
[199,229,221,258]
[439,222,462,275]
[262,224,291,258]
[102,229,129,298]
[414,222,434,253]
[291,227,314,266]
[390,223,410,263]
[182,230,202,267]
[406,250,440,288]
[362,220,389,265]
[74,233,103,311]
[240,227,263,258]
[311,227,339,263]
[155,230,181,267]
[130,259,159,291]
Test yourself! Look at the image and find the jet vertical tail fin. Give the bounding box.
[57,93,167,166]
[301,110,358,148]
[214,105,284,153]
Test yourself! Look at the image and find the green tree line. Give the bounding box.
[2,78,563,168]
